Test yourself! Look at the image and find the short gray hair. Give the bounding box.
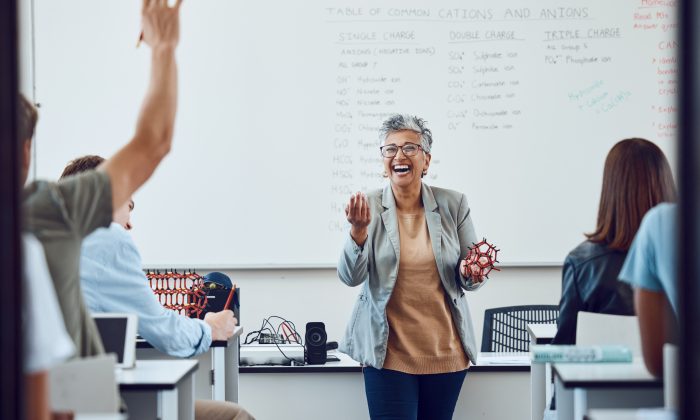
[379,114,433,153]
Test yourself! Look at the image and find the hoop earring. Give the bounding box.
[383,171,388,178]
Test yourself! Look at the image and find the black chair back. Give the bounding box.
[481,305,559,352]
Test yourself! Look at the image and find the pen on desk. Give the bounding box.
[224,284,237,311]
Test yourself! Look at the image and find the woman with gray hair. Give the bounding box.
[337,114,488,419]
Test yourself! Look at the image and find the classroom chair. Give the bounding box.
[481,305,559,352]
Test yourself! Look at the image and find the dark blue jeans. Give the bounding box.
[363,367,468,420]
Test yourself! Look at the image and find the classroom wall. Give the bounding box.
[240,369,531,420]
[225,266,562,349]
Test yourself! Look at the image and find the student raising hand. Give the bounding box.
[141,0,183,49]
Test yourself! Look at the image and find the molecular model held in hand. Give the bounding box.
[464,239,501,279]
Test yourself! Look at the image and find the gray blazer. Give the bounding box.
[337,183,485,369]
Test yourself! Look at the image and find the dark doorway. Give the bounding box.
[0,0,23,418]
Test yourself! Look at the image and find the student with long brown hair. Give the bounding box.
[552,138,677,344]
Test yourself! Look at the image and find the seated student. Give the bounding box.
[60,155,254,419]
[23,233,75,420]
[19,1,183,358]
[60,155,238,355]
[553,139,676,344]
[619,203,678,377]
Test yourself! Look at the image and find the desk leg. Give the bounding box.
[573,389,587,420]
[158,388,179,420]
[177,372,195,420]
[225,335,240,403]
[212,347,225,401]
[122,390,158,419]
[531,362,545,420]
[554,377,573,420]
[545,362,553,405]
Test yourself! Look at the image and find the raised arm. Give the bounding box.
[99,0,183,211]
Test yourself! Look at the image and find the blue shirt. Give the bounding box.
[80,223,212,357]
[619,203,678,316]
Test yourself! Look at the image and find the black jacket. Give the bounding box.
[552,240,635,344]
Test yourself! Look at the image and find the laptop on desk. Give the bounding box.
[92,313,138,369]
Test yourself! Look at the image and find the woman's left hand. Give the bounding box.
[460,257,488,283]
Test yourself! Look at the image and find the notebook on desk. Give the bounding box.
[92,313,138,369]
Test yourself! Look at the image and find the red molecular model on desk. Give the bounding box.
[146,269,209,318]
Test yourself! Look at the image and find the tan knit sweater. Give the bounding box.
[383,209,470,374]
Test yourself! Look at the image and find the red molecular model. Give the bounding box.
[147,269,209,318]
[464,239,500,279]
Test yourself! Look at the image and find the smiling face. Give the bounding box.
[382,130,431,191]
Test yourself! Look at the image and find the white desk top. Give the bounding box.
[553,358,662,388]
[327,351,361,368]
[240,350,361,372]
[527,323,558,343]
[586,408,676,420]
[240,351,531,373]
[476,352,530,366]
[137,325,244,348]
[116,360,198,390]
[232,325,244,337]
[211,325,244,346]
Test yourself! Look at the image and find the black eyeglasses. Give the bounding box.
[379,143,423,158]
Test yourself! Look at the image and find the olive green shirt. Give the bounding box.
[23,170,113,357]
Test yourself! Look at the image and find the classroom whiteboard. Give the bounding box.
[30,0,677,267]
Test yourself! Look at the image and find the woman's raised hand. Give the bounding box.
[345,192,370,246]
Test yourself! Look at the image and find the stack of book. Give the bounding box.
[530,344,633,363]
